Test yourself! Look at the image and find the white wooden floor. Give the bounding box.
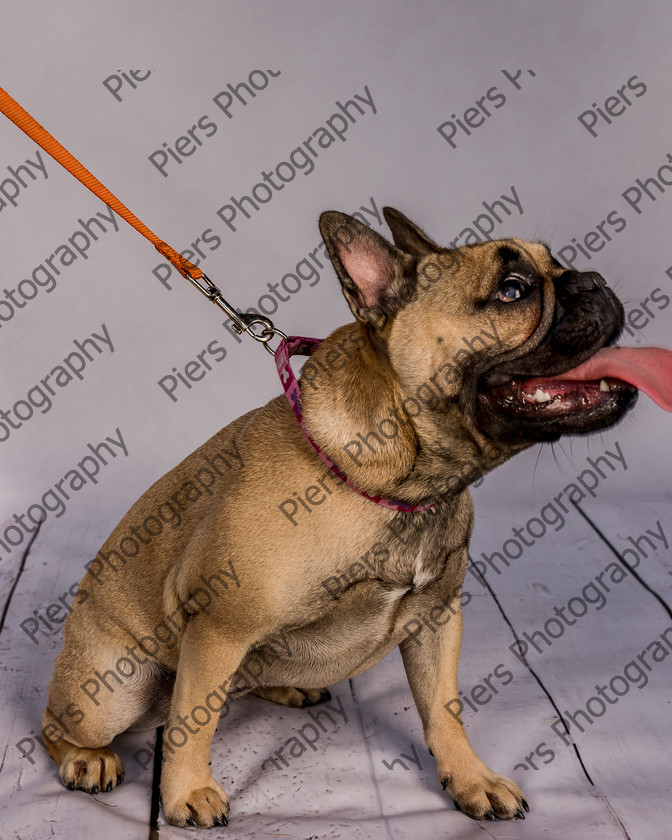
[1,495,670,839]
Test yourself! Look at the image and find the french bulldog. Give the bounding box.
[44,206,662,828]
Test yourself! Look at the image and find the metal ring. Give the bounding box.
[243,316,275,340]
[259,325,288,355]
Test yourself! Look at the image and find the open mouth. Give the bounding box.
[480,345,672,420]
[484,375,633,417]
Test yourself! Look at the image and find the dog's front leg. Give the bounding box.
[399,591,528,822]
[160,618,252,828]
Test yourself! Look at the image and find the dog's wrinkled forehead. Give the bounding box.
[452,238,562,296]
[496,239,559,273]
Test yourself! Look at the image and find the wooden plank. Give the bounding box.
[161,681,390,840]
[574,498,672,604]
[0,526,154,840]
[469,497,672,837]
[349,583,630,838]
[1,508,644,840]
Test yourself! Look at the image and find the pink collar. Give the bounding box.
[274,336,434,512]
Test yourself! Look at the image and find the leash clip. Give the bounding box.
[185,269,286,355]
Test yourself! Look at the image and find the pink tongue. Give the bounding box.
[552,347,672,411]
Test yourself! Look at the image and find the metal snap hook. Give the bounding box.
[184,270,287,353]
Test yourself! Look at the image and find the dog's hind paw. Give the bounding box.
[60,746,124,794]
[251,685,331,707]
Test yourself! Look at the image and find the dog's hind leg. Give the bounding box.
[250,686,331,707]
[42,627,169,794]
[42,705,125,794]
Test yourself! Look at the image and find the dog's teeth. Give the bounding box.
[521,387,552,404]
[600,379,610,392]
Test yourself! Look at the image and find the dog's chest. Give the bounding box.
[237,493,473,690]
[408,547,443,590]
[245,531,468,690]
[381,498,472,592]
[307,500,470,641]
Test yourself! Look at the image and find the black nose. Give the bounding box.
[557,270,607,295]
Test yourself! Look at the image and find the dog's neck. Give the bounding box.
[299,323,505,505]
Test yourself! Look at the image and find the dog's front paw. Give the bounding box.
[441,767,529,821]
[162,778,230,828]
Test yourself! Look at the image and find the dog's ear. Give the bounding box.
[383,207,441,256]
[319,211,415,327]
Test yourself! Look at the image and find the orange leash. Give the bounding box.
[0,85,201,280]
[0,84,289,352]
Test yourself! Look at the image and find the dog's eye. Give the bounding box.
[497,276,529,303]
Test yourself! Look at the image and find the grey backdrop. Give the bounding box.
[1,1,671,835]
[2,2,671,551]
